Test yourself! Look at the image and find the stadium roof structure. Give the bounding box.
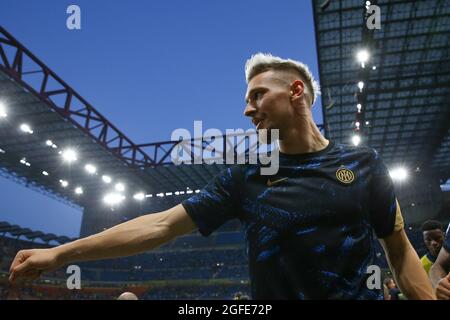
[313,0,450,182]
[0,221,75,244]
[0,26,253,208]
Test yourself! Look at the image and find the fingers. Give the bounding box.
[436,287,450,300]
[436,278,450,300]
[439,278,450,290]
[9,250,28,274]
[9,257,33,284]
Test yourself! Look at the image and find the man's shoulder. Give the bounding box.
[334,142,379,160]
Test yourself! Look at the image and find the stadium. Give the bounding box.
[0,0,449,300]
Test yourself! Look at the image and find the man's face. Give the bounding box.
[423,229,444,257]
[244,70,294,138]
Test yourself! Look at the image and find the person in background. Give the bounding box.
[429,222,450,299]
[383,278,401,300]
[420,220,445,274]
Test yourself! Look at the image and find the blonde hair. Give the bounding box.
[245,53,321,105]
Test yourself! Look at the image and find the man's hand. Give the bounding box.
[436,274,450,300]
[9,248,63,284]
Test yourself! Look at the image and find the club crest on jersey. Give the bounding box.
[336,168,355,184]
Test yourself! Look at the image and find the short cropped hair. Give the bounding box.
[245,53,321,105]
[421,220,444,232]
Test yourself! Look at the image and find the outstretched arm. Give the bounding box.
[9,204,196,283]
[379,228,436,300]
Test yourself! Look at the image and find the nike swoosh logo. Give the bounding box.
[267,177,288,187]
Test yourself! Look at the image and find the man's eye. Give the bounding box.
[254,92,262,100]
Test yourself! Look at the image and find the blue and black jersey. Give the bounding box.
[182,141,401,299]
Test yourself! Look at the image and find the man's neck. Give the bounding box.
[427,252,438,261]
[278,115,329,155]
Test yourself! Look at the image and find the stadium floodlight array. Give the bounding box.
[1,108,208,203]
[140,189,199,200]
[350,49,378,147]
[0,97,212,204]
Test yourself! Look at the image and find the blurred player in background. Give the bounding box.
[430,223,450,299]
[420,220,445,274]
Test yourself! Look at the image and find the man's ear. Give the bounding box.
[291,79,314,106]
[290,80,305,98]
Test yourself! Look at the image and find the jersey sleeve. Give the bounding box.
[181,166,243,237]
[368,150,404,238]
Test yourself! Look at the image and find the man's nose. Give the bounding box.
[244,103,257,117]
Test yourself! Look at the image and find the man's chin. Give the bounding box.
[433,249,442,257]
[255,125,281,133]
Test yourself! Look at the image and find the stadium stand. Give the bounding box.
[0,223,431,300]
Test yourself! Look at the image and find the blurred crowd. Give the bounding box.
[0,221,447,300]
